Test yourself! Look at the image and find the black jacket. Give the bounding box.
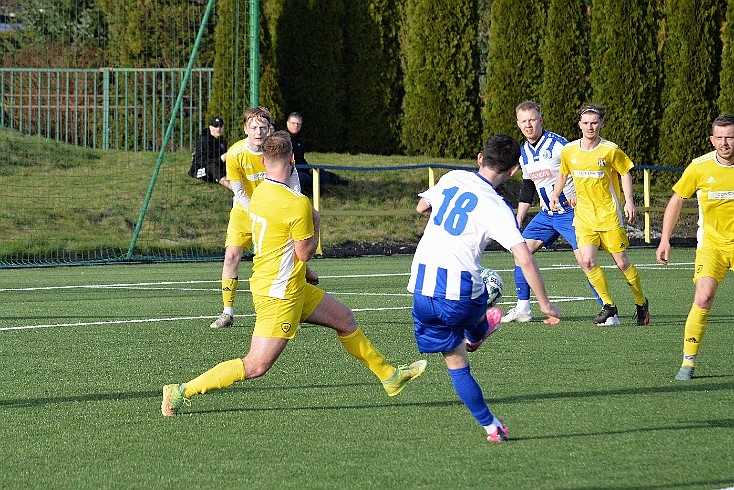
[189,129,228,183]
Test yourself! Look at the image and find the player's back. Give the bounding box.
[249,180,312,299]
[409,170,522,300]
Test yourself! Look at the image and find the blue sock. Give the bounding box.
[448,365,493,426]
[588,279,603,306]
[514,265,530,301]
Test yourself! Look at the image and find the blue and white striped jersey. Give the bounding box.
[408,170,524,301]
[519,130,575,213]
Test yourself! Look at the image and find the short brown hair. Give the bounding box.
[263,130,293,161]
[515,100,541,116]
[244,106,272,126]
[712,114,734,131]
[577,103,606,121]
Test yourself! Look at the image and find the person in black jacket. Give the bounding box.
[286,112,345,196]
[189,116,231,190]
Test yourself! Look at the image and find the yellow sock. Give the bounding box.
[222,277,238,308]
[338,326,395,381]
[622,264,645,305]
[682,304,709,361]
[585,266,613,305]
[183,358,245,398]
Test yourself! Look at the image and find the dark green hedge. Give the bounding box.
[719,0,734,114]
[402,0,481,158]
[343,0,403,154]
[589,0,660,169]
[482,0,544,141]
[540,0,589,141]
[658,0,721,179]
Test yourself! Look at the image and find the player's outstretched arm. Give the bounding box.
[656,194,685,265]
[511,242,561,324]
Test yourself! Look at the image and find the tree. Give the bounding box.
[658,0,721,175]
[589,0,660,168]
[275,0,346,152]
[717,0,734,113]
[101,0,215,68]
[342,0,403,154]
[209,0,249,142]
[482,0,544,140]
[2,0,106,67]
[540,0,589,140]
[402,0,481,158]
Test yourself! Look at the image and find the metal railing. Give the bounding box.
[0,67,214,152]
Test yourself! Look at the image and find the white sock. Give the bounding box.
[516,300,531,312]
[224,306,234,316]
[483,417,504,433]
[682,354,697,366]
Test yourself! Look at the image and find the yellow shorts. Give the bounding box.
[252,284,325,339]
[225,207,253,249]
[694,246,734,284]
[576,226,629,254]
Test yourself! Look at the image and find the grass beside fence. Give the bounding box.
[0,127,701,265]
[1,250,733,488]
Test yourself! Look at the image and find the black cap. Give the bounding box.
[210,116,224,128]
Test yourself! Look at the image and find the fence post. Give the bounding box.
[428,167,436,188]
[313,168,323,255]
[644,168,651,244]
[102,68,110,150]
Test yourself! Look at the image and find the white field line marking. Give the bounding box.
[2,294,594,332]
[0,261,689,332]
[0,262,693,293]
[0,307,413,332]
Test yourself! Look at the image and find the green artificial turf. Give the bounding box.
[1,249,732,489]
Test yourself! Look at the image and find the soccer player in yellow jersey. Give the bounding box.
[550,103,649,326]
[162,131,426,415]
[657,114,734,381]
[209,106,300,329]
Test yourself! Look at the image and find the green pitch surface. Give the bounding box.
[1,249,733,489]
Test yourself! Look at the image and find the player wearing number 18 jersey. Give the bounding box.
[408,134,560,442]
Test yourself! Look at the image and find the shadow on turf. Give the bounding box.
[3,379,732,412]
[508,418,734,443]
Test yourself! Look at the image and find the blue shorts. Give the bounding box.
[412,291,489,354]
[523,211,578,249]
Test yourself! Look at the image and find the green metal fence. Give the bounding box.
[0,67,214,152]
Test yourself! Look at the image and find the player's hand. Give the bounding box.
[305,266,319,285]
[624,201,636,223]
[656,242,670,265]
[541,303,561,325]
[549,196,561,211]
[567,195,577,208]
